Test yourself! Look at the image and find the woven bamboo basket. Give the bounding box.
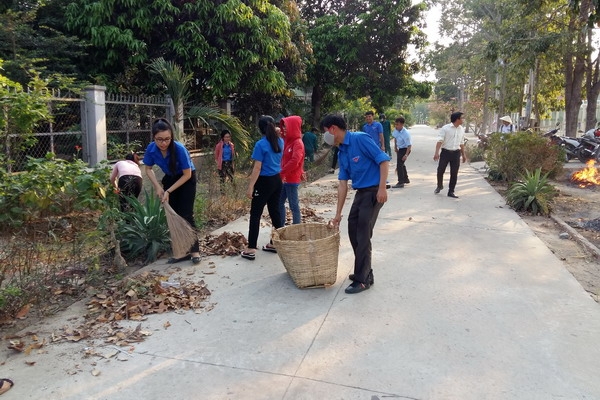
[271,223,340,289]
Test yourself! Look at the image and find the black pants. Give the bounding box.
[218,161,234,183]
[396,148,409,184]
[118,175,142,212]
[437,148,461,193]
[248,174,283,249]
[348,187,384,284]
[162,171,199,253]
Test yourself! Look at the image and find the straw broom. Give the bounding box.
[163,202,197,259]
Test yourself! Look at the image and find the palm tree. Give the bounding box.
[148,58,252,153]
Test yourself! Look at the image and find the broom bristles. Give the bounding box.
[163,202,197,259]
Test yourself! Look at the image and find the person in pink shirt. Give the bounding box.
[110,152,142,211]
[214,129,236,184]
[278,115,305,226]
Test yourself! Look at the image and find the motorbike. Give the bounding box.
[543,125,581,162]
[576,128,600,163]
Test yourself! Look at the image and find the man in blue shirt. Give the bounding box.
[321,114,390,294]
[362,111,385,151]
[391,116,412,188]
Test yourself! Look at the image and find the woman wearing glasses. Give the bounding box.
[143,118,201,264]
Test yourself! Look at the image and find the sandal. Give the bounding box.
[167,254,191,264]
[0,378,13,395]
[240,251,255,260]
[262,244,277,253]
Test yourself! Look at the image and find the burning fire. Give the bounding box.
[571,160,600,187]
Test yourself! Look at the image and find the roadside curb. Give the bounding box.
[550,214,600,259]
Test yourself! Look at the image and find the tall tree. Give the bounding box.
[65,0,306,105]
[300,0,431,127]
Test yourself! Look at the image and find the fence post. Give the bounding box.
[84,85,107,165]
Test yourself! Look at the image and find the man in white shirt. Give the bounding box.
[433,112,467,198]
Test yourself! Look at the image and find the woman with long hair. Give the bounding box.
[143,118,201,264]
[240,116,284,260]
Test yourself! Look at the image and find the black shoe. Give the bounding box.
[434,186,442,194]
[447,192,459,198]
[167,254,191,264]
[349,271,374,285]
[345,281,371,294]
[404,179,410,184]
[392,183,404,188]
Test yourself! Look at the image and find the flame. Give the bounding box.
[571,160,600,187]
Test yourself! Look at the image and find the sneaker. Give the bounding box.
[328,168,335,174]
[434,186,442,194]
[392,183,404,188]
[345,281,371,294]
[348,271,374,285]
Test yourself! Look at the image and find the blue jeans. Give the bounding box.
[279,183,301,226]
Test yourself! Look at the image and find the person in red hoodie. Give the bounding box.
[279,115,305,226]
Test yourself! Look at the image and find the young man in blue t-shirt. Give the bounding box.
[321,114,390,294]
[362,110,384,151]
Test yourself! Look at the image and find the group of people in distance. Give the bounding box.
[109,110,467,295]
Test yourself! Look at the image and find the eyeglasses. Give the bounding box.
[155,137,172,143]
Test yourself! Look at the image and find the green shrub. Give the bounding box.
[485,132,563,182]
[506,168,556,216]
[117,191,170,262]
[465,143,485,162]
[0,154,111,227]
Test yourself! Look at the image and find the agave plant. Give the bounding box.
[117,190,170,263]
[506,168,556,216]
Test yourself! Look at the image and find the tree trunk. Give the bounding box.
[311,83,324,129]
[482,75,490,134]
[563,1,589,138]
[585,29,600,132]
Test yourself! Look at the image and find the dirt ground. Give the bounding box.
[508,166,600,302]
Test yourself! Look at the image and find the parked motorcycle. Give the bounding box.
[543,126,580,162]
[576,129,600,163]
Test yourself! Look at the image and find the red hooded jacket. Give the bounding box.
[280,116,305,184]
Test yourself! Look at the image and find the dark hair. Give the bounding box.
[450,112,464,123]
[311,127,318,133]
[365,111,374,116]
[258,115,281,153]
[152,118,177,174]
[320,114,347,131]
[220,129,231,140]
[125,152,140,163]
[395,117,405,124]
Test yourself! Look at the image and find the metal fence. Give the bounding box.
[4,88,228,172]
[6,89,84,171]
[105,93,170,159]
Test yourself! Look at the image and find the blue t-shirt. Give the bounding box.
[338,131,390,189]
[251,136,284,176]
[143,141,195,176]
[222,143,233,161]
[362,121,383,145]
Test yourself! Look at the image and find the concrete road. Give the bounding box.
[2,125,599,400]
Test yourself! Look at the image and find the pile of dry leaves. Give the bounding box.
[200,231,248,256]
[5,271,214,357]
